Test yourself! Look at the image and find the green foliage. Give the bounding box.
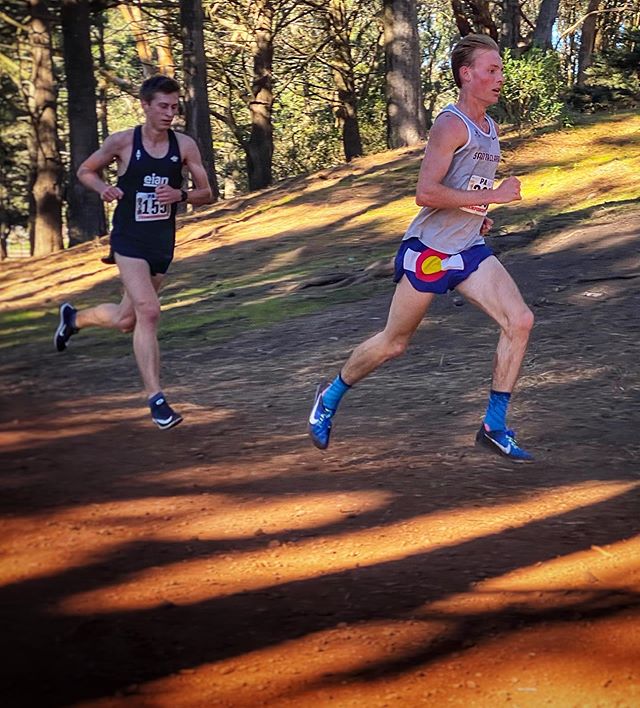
[496,48,565,128]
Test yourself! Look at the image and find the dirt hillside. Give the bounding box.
[0,112,639,708]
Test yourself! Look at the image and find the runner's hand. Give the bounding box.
[480,216,494,235]
[492,176,521,204]
[100,186,124,202]
[155,185,181,205]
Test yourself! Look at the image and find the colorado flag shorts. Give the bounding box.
[393,238,493,294]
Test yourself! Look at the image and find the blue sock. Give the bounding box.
[484,390,511,431]
[321,374,351,413]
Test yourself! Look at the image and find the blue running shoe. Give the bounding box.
[475,424,533,462]
[149,393,183,430]
[308,382,334,450]
[54,302,78,352]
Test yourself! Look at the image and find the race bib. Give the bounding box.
[135,192,170,222]
[460,174,493,216]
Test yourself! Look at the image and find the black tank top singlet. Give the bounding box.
[111,126,183,256]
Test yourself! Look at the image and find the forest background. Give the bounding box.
[0,0,638,260]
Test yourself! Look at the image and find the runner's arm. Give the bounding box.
[155,135,213,206]
[77,132,128,202]
[181,138,213,205]
[415,114,521,209]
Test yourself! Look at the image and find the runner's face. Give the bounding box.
[463,49,504,105]
[142,92,180,130]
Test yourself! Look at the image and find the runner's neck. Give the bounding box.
[141,123,170,148]
[454,99,489,133]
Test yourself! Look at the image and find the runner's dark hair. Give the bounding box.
[139,75,180,103]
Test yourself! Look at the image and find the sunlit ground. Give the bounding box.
[1,400,638,707]
[1,111,638,706]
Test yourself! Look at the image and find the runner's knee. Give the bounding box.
[384,335,411,360]
[510,306,534,337]
[134,300,161,325]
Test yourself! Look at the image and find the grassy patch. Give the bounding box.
[0,309,53,349]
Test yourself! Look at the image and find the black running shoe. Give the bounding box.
[54,303,78,352]
[149,393,183,430]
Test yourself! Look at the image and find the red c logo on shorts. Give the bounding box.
[415,248,448,282]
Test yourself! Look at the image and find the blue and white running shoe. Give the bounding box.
[150,394,183,430]
[476,424,533,462]
[308,382,334,450]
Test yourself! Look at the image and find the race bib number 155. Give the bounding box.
[135,192,170,222]
[459,174,493,216]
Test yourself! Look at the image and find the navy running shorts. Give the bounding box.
[394,238,493,294]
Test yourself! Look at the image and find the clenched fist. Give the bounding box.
[493,176,521,204]
[155,184,182,205]
[100,186,124,203]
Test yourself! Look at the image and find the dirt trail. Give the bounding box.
[1,121,639,706]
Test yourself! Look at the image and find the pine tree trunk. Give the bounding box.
[451,0,473,37]
[450,0,498,40]
[180,0,219,199]
[246,0,274,190]
[327,0,363,161]
[157,8,175,76]
[0,212,8,261]
[501,0,521,52]
[119,5,154,77]
[383,0,427,149]
[96,17,109,141]
[533,0,560,49]
[28,0,63,257]
[61,0,107,246]
[577,0,600,86]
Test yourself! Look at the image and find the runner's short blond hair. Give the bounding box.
[451,34,500,88]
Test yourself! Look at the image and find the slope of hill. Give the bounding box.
[0,111,638,708]
[0,111,638,354]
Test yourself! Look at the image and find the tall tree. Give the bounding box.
[383,0,427,148]
[180,0,219,199]
[27,0,63,256]
[326,0,363,160]
[119,3,154,77]
[246,0,275,189]
[533,0,561,49]
[61,0,107,246]
[450,0,499,40]
[501,0,521,51]
[577,0,601,85]
[157,8,175,76]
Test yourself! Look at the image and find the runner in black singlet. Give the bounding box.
[110,125,184,275]
[53,75,212,429]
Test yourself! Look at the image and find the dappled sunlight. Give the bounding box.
[255,246,307,277]
[84,598,640,707]
[529,220,640,257]
[509,115,640,172]
[101,620,438,708]
[0,490,391,589]
[0,392,237,455]
[55,480,636,614]
[1,113,638,707]
[0,422,110,453]
[518,364,610,391]
[426,534,640,617]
